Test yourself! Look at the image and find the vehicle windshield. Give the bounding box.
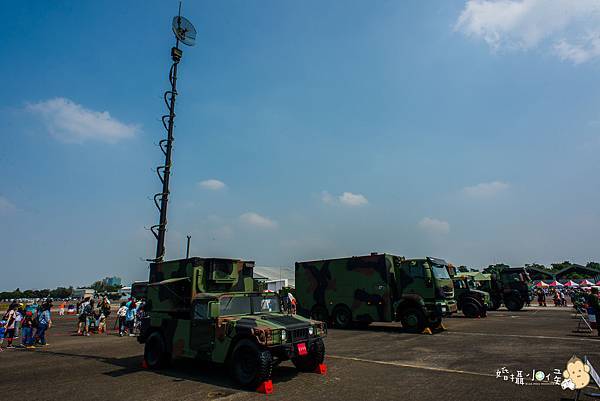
[431,264,451,280]
[219,294,281,316]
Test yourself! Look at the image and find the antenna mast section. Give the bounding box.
[150,3,196,263]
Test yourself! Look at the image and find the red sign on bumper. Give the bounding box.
[297,342,308,356]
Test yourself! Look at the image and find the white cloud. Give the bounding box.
[462,181,510,198]
[418,217,450,235]
[339,192,368,206]
[321,191,369,206]
[321,191,336,205]
[240,212,278,229]
[199,179,226,191]
[455,0,600,64]
[27,97,139,143]
[0,196,16,215]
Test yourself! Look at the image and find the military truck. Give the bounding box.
[450,276,491,318]
[482,265,531,311]
[138,257,327,388]
[295,254,457,333]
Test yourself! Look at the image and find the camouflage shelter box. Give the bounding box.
[295,254,457,332]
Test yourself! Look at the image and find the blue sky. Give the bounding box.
[2,0,600,290]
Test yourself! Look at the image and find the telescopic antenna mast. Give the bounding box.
[149,3,196,263]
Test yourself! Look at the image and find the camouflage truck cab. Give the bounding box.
[295,254,457,333]
[482,266,531,311]
[138,257,326,388]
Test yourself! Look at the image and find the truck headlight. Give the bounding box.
[308,326,314,336]
[281,330,287,342]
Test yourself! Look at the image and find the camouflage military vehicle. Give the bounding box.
[295,254,457,333]
[138,257,327,388]
[482,265,531,311]
[450,276,491,318]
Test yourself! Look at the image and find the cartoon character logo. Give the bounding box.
[561,356,590,391]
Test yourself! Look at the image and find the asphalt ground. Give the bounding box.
[0,306,598,401]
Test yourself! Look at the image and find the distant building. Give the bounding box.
[72,288,95,299]
[102,276,122,287]
[266,279,289,292]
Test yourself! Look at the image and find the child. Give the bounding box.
[21,311,34,348]
[3,304,17,348]
[0,321,5,348]
[117,302,127,337]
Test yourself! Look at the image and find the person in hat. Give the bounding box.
[21,310,34,348]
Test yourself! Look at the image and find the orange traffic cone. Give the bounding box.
[256,380,273,394]
[315,363,327,375]
[141,359,149,369]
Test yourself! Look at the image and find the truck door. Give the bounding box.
[404,260,435,300]
[190,300,214,355]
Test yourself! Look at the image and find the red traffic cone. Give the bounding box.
[256,380,273,394]
[315,363,327,375]
[141,359,149,369]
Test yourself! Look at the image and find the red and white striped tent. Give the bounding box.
[548,280,563,287]
[579,279,595,287]
[563,280,579,287]
[534,281,549,288]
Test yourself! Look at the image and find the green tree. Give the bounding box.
[550,261,572,272]
[586,262,600,271]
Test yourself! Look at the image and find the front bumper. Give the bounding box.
[435,300,457,316]
[269,336,324,360]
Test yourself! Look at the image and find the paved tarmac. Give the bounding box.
[0,306,598,401]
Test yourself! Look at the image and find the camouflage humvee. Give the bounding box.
[138,257,326,388]
[295,254,457,333]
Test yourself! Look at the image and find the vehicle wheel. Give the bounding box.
[332,305,352,329]
[292,338,325,372]
[144,332,170,369]
[400,307,426,333]
[230,339,273,389]
[505,295,524,311]
[462,301,481,318]
[488,297,501,311]
[311,305,329,324]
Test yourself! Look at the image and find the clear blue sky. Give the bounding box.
[2,0,600,290]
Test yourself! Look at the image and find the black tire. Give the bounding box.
[505,295,524,311]
[332,305,352,329]
[144,332,170,369]
[230,339,273,389]
[400,307,426,333]
[488,297,501,311]
[311,305,329,324]
[292,338,325,372]
[462,300,481,318]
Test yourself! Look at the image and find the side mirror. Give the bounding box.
[424,267,433,287]
[208,301,220,319]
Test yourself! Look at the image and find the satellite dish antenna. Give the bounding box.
[172,15,196,46]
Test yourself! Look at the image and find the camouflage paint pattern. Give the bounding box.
[141,257,325,364]
[451,277,492,310]
[295,254,457,324]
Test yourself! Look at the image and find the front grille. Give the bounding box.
[289,327,309,342]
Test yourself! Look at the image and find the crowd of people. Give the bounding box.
[0,295,148,350]
[0,299,53,349]
[75,296,145,337]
